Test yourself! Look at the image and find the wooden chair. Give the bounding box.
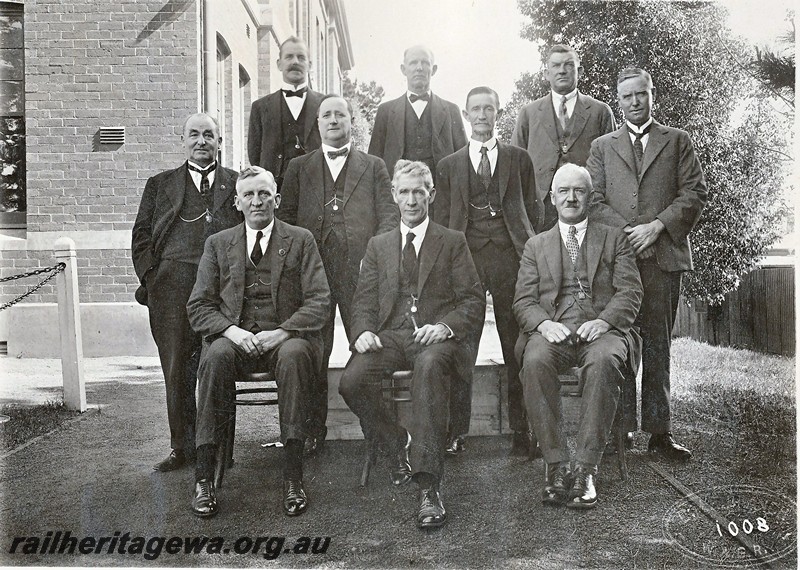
[214,371,278,488]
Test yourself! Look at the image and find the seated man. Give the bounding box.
[339,160,485,529]
[186,166,330,518]
[513,163,642,509]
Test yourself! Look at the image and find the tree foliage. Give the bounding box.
[342,72,385,151]
[504,0,791,305]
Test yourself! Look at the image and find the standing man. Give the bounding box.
[132,113,243,471]
[514,164,642,509]
[247,36,323,188]
[187,167,330,518]
[512,44,615,232]
[435,86,538,456]
[279,95,399,455]
[587,68,707,460]
[368,45,467,183]
[339,160,485,529]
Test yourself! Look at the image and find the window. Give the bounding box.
[0,1,25,231]
[216,35,232,167]
[239,65,251,168]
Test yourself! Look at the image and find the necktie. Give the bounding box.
[558,95,568,131]
[403,232,417,284]
[283,87,307,98]
[250,231,264,266]
[409,92,430,103]
[327,147,349,160]
[478,146,492,190]
[632,124,651,169]
[188,163,215,197]
[566,225,579,265]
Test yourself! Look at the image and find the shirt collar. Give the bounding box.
[469,137,497,152]
[626,118,653,134]
[245,219,274,240]
[558,217,588,234]
[551,88,578,103]
[400,216,430,241]
[321,141,352,155]
[282,82,308,92]
[187,160,216,172]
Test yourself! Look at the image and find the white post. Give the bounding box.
[54,237,86,412]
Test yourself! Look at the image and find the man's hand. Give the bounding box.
[537,320,572,344]
[354,331,383,354]
[636,245,656,260]
[624,219,664,254]
[412,323,450,346]
[576,319,611,343]
[254,328,291,354]
[222,325,259,357]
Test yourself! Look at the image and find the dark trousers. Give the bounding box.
[146,259,200,453]
[637,259,682,434]
[314,232,359,438]
[519,330,626,466]
[195,337,315,447]
[339,328,468,480]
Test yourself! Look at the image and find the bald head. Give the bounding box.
[402,45,437,94]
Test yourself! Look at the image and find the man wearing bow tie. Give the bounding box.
[368,45,467,184]
[247,37,323,188]
[279,95,400,454]
[132,113,243,472]
[512,45,615,232]
[587,68,707,460]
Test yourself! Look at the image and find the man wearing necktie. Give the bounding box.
[339,160,485,529]
[368,45,467,184]
[186,166,330,518]
[279,95,399,455]
[434,86,538,456]
[514,164,642,509]
[587,68,707,460]
[132,113,243,472]
[512,45,616,233]
[247,37,323,189]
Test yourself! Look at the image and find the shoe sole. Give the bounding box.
[284,506,307,517]
[418,517,447,529]
[191,508,218,518]
[648,448,692,460]
[566,500,597,509]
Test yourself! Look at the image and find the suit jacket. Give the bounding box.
[511,92,615,230]
[247,89,324,176]
[277,148,399,266]
[368,93,468,177]
[434,142,537,259]
[131,163,242,303]
[351,222,485,345]
[586,122,708,272]
[186,219,331,362]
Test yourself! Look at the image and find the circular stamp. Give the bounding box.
[663,485,796,568]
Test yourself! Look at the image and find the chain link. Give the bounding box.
[0,263,66,312]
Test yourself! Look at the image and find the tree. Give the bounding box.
[342,72,385,151]
[504,0,791,305]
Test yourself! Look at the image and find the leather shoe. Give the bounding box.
[417,484,447,529]
[648,433,692,460]
[153,449,188,472]
[191,478,218,518]
[391,430,412,486]
[542,463,574,505]
[283,479,308,516]
[303,435,325,457]
[444,434,466,455]
[604,432,635,455]
[566,465,598,509]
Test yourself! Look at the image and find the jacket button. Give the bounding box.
[318,216,323,221]
[632,192,637,197]
[630,217,636,223]
[630,204,636,209]
[277,154,283,159]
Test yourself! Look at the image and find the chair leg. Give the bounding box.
[615,389,628,481]
[360,438,377,487]
[214,407,236,489]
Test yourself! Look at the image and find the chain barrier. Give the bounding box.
[0,263,66,312]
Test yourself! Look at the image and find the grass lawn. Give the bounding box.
[0,400,81,452]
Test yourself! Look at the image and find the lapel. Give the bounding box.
[585,222,606,286]
[303,90,320,141]
[268,91,283,132]
[166,164,188,214]
[389,96,406,154]
[429,93,447,142]
[226,223,248,309]
[639,122,669,180]
[566,93,590,151]
[610,126,638,177]
[212,165,235,212]
[454,147,471,211]
[269,220,291,307]
[537,96,560,148]
[543,225,563,292]
[417,222,444,295]
[303,151,326,209]
[380,229,402,326]
[342,149,367,206]
[495,142,511,202]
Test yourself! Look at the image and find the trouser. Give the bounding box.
[339,328,469,480]
[146,259,200,454]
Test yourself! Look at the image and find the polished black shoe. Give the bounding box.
[391,431,412,486]
[444,434,466,455]
[303,435,325,457]
[283,479,308,516]
[542,463,574,505]
[566,466,598,509]
[191,478,218,518]
[154,449,187,472]
[604,432,635,455]
[510,430,531,456]
[417,484,447,529]
[648,433,692,460]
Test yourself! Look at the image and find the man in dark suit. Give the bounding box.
[368,45,467,183]
[434,86,537,456]
[247,37,323,188]
[339,160,485,529]
[279,94,399,455]
[512,44,615,232]
[132,113,243,472]
[186,166,330,518]
[514,163,642,509]
[587,67,707,460]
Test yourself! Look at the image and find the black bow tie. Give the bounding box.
[327,147,349,160]
[283,88,307,98]
[409,92,430,103]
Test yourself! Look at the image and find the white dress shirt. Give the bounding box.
[407,90,430,119]
[245,219,274,265]
[282,82,308,121]
[468,137,498,175]
[321,141,352,182]
[551,88,579,121]
[399,216,429,256]
[626,118,653,152]
[558,218,588,249]
[187,160,216,193]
